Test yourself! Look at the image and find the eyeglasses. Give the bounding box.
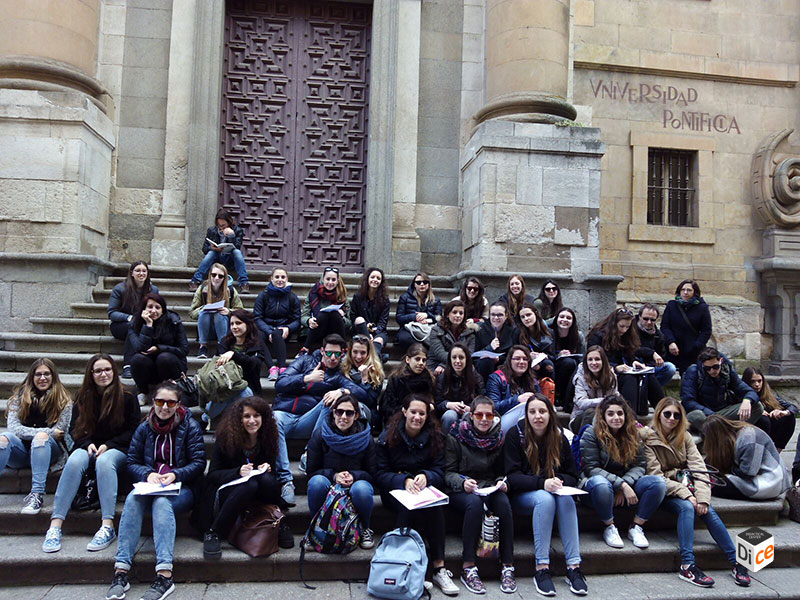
[662,410,681,420]
[333,408,356,418]
[466,286,479,292]
[153,398,179,408]
[490,312,506,318]
[351,335,370,344]
[92,368,113,375]
[414,280,429,286]
[640,316,656,322]
[472,411,494,420]
[323,350,343,358]
[511,356,529,363]
[210,273,225,279]
[34,372,52,379]
[323,267,339,274]
[703,363,722,372]
[544,286,558,292]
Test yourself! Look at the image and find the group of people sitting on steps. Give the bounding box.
[1,225,797,599]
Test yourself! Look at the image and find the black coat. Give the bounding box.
[375,424,445,493]
[129,311,189,371]
[306,421,376,483]
[218,338,267,395]
[253,286,302,337]
[474,320,516,356]
[660,298,712,372]
[636,322,667,364]
[350,292,390,336]
[395,282,441,327]
[379,371,435,426]
[585,330,649,368]
[69,391,140,453]
[202,224,244,254]
[433,370,484,417]
[503,421,577,492]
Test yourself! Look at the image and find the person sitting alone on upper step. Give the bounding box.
[189,208,249,293]
[680,346,765,433]
[271,334,366,507]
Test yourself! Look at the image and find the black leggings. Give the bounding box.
[762,413,797,450]
[381,491,446,564]
[130,352,184,394]
[711,477,749,500]
[554,357,579,410]
[212,472,284,537]
[267,331,287,368]
[450,491,514,564]
[305,311,347,350]
[617,373,663,416]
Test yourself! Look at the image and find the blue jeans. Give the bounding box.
[512,489,581,566]
[581,475,666,523]
[440,410,459,433]
[51,448,127,521]
[274,401,330,484]
[307,476,374,527]
[660,496,736,566]
[115,487,194,573]
[192,249,248,286]
[197,311,229,344]
[0,432,61,494]
[500,402,526,434]
[653,362,677,387]
[204,387,253,422]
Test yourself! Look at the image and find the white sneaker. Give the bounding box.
[602,524,624,548]
[432,568,460,596]
[628,524,649,548]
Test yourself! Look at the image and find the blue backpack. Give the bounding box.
[367,527,429,600]
[570,424,592,471]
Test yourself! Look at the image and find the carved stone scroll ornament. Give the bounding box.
[752,128,800,227]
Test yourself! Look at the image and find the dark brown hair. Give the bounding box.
[583,345,616,392]
[72,354,125,439]
[221,309,259,349]
[215,396,278,458]
[499,345,539,394]
[121,261,153,314]
[384,393,444,454]
[587,307,640,360]
[742,367,781,412]
[440,300,467,338]
[459,277,486,321]
[553,307,581,354]
[522,394,561,478]
[357,267,388,308]
[701,414,750,475]
[441,343,481,404]
[516,302,552,349]
[536,279,563,319]
[593,394,639,466]
[675,279,701,297]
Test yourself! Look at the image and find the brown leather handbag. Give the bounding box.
[227,503,284,558]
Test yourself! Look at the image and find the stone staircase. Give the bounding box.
[0,265,798,592]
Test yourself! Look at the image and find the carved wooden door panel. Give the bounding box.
[220,0,371,271]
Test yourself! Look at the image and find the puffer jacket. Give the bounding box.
[578,425,645,489]
[349,292,390,336]
[395,282,441,328]
[639,425,711,504]
[443,419,505,491]
[107,282,159,323]
[427,324,476,371]
[272,350,366,415]
[485,370,540,416]
[680,354,757,415]
[253,284,302,338]
[306,418,376,484]
[126,412,206,486]
[375,423,445,493]
[128,311,189,371]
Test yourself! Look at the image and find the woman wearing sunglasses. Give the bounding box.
[105,381,206,600]
[1,358,71,515]
[586,308,662,417]
[129,293,189,402]
[301,266,351,352]
[43,354,139,553]
[641,398,750,588]
[534,280,564,325]
[444,396,517,594]
[194,396,293,560]
[455,277,488,322]
[188,263,244,359]
[395,272,442,352]
[341,334,385,430]
[306,395,377,549]
[350,267,390,356]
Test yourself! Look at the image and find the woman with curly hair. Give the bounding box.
[341,334,385,429]
[741,367,797,453]
[1,358,71,515]
[578,395,666,549]
[455,277,488,322]
[503,394,588,596]
[43,354,139,553]
[195,396,292,559]
[375,394,458,596]
[350,267,391,355]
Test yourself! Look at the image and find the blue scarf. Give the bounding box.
[267,282,293,295]
[321,418,371,454]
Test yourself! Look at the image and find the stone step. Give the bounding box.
[0,519,797,586]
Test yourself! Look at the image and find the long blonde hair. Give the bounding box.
[205,263,231,305]
[8,358,71,426]
[593,394,639,466]
[652,397,688,451]
[341,335,385,388]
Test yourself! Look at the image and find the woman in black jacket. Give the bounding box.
[474,301,517,380]
[395,272,442,352]
[195,396,292,559]
[444,396,516,594]
[434,343,484,432]
[552,307,585,410]
[105,381,206,600]
[660,279,712,375]
[307,395,377,549]
[504,394,588,596]
[379,343,435,427]
[742,367,797,452]
[43,354,139,554]
[427,300,476,374]
[253,268,302,380]
[350,267,391,356]
[586,308,662,416]
[376,394,459,596]
[515,302,556,380]
[496,274,536,323]
[129,293,189,400]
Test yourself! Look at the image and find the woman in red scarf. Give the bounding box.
[300,267,351,352]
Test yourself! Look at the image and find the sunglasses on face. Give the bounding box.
[153,398,179,408]
[640,316,656,322]
[661,410,681,420]
[472,411,494,421]
[414,280,429,286]
[703,363,722,372]
[466,286,479,292]
[210,273,225,279]
[323,350,343,358]
[544,286,557,292]
[334,408,356,418]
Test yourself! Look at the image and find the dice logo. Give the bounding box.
[736,527,774,572]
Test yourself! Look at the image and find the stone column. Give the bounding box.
[477,0,576,124]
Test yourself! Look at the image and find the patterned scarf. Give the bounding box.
[308,281,338,313]
[453,418,504,451]
[675,295,700,307]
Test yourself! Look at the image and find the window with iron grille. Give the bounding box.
[647,149,696,227]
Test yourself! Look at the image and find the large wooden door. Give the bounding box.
[219,0,371,271]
